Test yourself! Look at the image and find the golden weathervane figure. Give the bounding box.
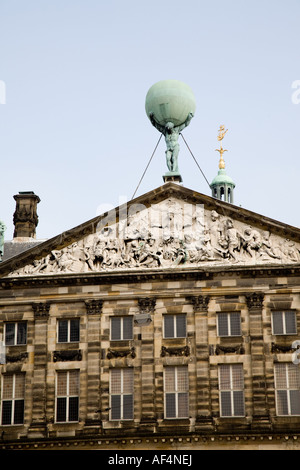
[215,125,228,169]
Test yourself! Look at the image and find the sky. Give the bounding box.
[0,0,299,241]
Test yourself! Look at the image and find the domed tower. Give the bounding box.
[210,125,235,203]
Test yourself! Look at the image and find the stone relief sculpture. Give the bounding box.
[9,198,300,276]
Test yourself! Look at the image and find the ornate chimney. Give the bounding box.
[13,192,40,239]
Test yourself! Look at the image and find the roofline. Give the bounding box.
[1,263,300,290]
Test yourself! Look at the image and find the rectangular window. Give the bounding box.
[219,364,245,417]
[110,317,133,341]
[1,373,25,425]
[217,313,241,337]
[272,311,297,335]
[110,369,134,420]
[57,319,80,343]
[56,370,79,422]
[5,322,27,346]
[275,363,300,416]
[164,314,187,338]
[164,366,189,419]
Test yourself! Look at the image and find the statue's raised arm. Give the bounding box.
[149,112,166,135]
[177,112,194,133]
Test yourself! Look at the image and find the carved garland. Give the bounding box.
[107,347,136,359]
[215,344,245,355]
[161,345,190,357]
[53,350,82,362]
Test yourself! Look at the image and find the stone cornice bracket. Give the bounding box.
[84,299,103,315]
[32,302,50,318]
[138,297,156,314]
[186,295,209,312]
[245,292,264,311]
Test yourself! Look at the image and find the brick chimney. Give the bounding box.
[13,192,40,239]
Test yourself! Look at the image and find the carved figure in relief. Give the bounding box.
[241,227,262,258]
[259,231,281,260]
[206,211,226,259]
[224,218,244,261]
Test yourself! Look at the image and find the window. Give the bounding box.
[164,314,186,338]
[217,313,241,337]
[219,364,245,417]
[5,322,27,345]
[1,373,25,425]
[110,369,134,420]
[164,366,189,419]
[272,311,297,335]
[275,363,300,416]
[110,317,133,341]
[56,370,79,422]
[57,319,80,343]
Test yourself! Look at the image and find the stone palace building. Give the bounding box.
[0,169,300,450]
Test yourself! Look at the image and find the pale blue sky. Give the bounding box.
[0,0,299,241]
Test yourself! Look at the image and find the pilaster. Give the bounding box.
[187,295,213,430]
[246,293,271,430]
[84,299,103,430]
[28,302,50,437]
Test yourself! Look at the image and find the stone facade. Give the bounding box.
[0,183,299,450]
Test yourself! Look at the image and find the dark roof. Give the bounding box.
[2,240,44,262]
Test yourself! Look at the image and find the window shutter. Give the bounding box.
[218,313,228,336]
[272,312,284,334]
[111,317,121,340]
[17,323,27,345]
[176,314,186,338]
[230,313,241,336]
[165,393,176,418]
[70,319,80,342]
[220,391,232,417]
[123,317,133,340]
[58,320,68,343]
[164,316,174,338]
[285,311,297,335]
[5,324,15,345]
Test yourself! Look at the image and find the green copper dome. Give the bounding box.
[210,169,235,187]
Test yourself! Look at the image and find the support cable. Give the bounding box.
[131,134,162,200]
[180,133,211,188]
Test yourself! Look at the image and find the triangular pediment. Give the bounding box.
[1,182,300,278]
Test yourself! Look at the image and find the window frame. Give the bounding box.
[1,373,25,426]
[271,311,297,336]
[110,316,133,341]
[217,312,242,337]
[274,363,300,416]
[164,366,189,419]
[163,314,187,339]
[4,322,27,346]
[218,364,245,418]
[57,318,80,343]
[109,368,134,421]
[55,370,80,423]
